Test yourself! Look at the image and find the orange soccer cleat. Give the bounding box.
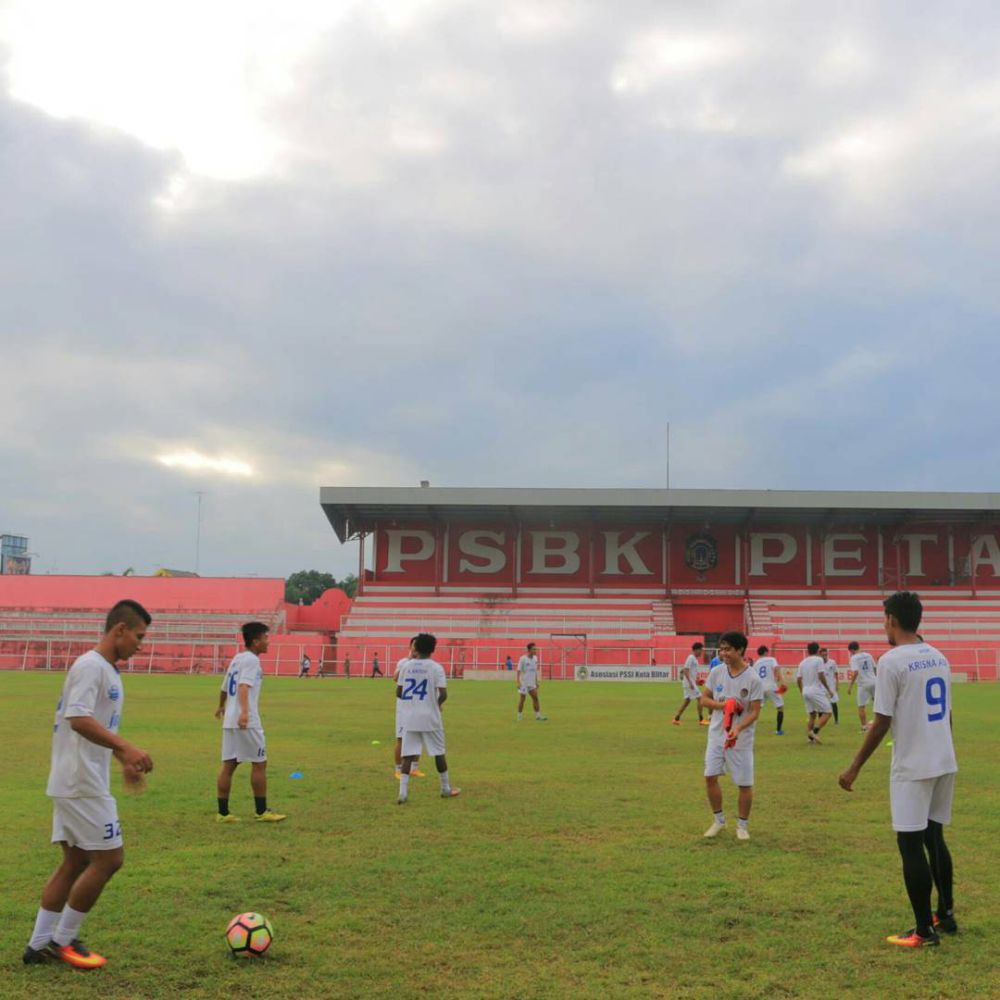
[886,929,939,948]
[52,940,108,969]
[722,698,743,748]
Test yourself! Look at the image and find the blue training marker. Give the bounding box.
[289,771,303,779]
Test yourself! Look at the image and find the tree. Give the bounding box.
[285,570,336,605]
[285,570,358,604]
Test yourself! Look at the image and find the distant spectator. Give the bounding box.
[372,653,383,678]
[343,654,351,679]
[505,655,514,672]
[315,655,326,679]
[298,654,311,679]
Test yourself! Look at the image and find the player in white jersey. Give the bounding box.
[396,633,461,803]
[393,638,425,780]
[796,641,833,744]
[214,622,285,823]
[846,640,878,731]
[516,642,548,721]
[753,645,786,736]
[672,641,707,725]
[23,600,154,970]
[839,592,958,948]
[700,631,764,841]
[819,648,840,724]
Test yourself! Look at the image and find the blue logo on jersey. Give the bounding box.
[109,685,120,701]
[715,684,723,693]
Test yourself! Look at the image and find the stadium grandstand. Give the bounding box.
[0,575,349,675]
[321,486,1000,682]
[3,487,997,681]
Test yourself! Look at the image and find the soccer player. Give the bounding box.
[754,645,786,735]
[700,631,763,841]
[839,592,958,948]
[396,633,460,804]
[846,640,878,731]
[298,653,311,678]
[672,641,706,725]
[819,647,840,724]
[516,642,548,721]
[372,653,383,677]
[393,638,425,781]
[215,622,286,823]
[796,641,833,744]
[23,600,154,969]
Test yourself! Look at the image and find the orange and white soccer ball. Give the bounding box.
[226,912,274,958]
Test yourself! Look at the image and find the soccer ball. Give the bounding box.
[226,912,274,958]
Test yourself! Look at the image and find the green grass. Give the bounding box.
[2,672,998,999]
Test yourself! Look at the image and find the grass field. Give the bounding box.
[2,672,998,999]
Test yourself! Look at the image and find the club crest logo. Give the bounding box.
[108,685,120,701]
[684,532,718,574]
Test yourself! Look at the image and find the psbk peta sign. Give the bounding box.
[575,665,675,682]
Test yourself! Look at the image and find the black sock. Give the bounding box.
[924,821,954,916]
[776,710,784,731]
[832,703,839,723]
[897,831,934,935]
[217,798,229,816]
[255,796,267,815]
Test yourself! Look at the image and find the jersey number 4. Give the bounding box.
[925,677,947,722]
[401,678,429,701]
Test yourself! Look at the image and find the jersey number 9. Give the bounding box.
[925,677,947,722]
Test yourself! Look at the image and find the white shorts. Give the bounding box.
[222,728,267,763]
[829,692,840,704]
[519,683,538,695]
[704,744,754,786]
[890,772,956,832]
[803,689,832,714]
[401,729,446,757]
[857,685,876,707]
[51,795,122,851]
[682,683,700,701]
[762,687,784,708]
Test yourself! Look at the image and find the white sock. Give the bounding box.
[439,770,451,793]
[517,712,523,720]
[53,905,87,947]
[28,907,61,949]
[713,811,726,825]
[534,711,542,719]
[399,774,409,797]
[737,817,749,830]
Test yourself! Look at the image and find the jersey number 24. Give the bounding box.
[401,678,429,701]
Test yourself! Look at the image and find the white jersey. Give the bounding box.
[394,657,411,726]
[221,651,264,729]
[705,664,764,751]
[851,651,877,688]
[796,655,828,695]
[47,650,125,798]
[823,659,839,690]
[754,656,780,689]
[681,654,700,688]
[396,657,448,731]
[518,654,539,687]
[876,642,958,781]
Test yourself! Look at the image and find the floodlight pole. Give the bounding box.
[194,491,207,574]
[666,422,671,490]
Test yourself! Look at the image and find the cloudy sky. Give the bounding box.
[1,0,998,580]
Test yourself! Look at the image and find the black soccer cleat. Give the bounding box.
[22,942,56,965]
[933,913,958,934]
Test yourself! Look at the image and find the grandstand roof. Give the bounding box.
[320,487,1000,542]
